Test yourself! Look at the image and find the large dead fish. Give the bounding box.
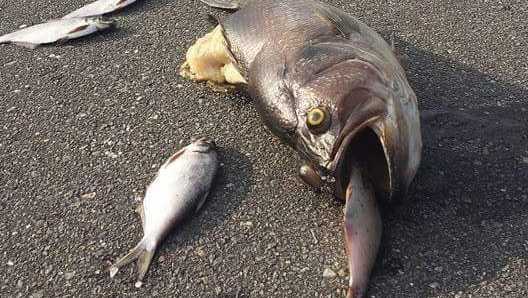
[182,1,422,297]
[0,17,115,49]
[63,0,137,19]
[109,137,218,287]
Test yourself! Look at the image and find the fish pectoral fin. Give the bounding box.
[195,191,210,213]
[199,0,241,9]
[13,42,39,49]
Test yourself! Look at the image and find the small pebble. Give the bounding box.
[195,247,206,257]
[323,268,337,278]
[80,192,96,199]
[429,282,440,289]
[337,268,347,277]
[240,221,253,227]
[64,272,75,280]
[105,151,118,159]
[31,290,44,298]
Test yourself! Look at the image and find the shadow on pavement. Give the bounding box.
[371,36,528,297]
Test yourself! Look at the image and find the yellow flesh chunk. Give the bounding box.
[180,26,246,85]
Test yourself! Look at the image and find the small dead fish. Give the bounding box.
[109,137,218,287]
[0,17,115,49]
[63,0,137,19]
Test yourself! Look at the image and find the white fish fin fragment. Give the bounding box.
[195,191,210,213]
[109,238,148,277]
[13,42,39,49]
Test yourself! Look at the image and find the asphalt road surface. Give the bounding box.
[1,0,527,297]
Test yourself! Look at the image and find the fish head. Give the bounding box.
[267,42,421,200]
[87,17,117,30]
[189,136,217,153]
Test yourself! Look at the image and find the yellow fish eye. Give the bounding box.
[306,107,331,133]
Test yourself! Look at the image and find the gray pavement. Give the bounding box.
[0,0,527,297]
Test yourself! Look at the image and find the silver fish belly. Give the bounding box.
[0,17,115,49]
[109,137,218,287]
[63,0,137,19]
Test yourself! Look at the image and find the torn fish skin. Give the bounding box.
[109,137,218,287]
[185,1,422,297]
[62,0,138,19]
[0,17,115,49]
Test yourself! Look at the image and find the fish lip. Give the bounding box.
[328,116,381,199]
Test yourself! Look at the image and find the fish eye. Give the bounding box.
[306,107,331,134]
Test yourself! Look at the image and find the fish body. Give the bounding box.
[109,137,218,287]
[0,17,115,49]
[186,1,422,297]
[63,0,137,19]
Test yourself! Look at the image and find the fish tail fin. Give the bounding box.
[109,237,151,279]
[199,0,242,10]
[134,249,155,288]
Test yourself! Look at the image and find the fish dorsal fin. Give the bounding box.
[199,0,242,10]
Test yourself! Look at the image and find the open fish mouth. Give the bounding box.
[328,116,382,200]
